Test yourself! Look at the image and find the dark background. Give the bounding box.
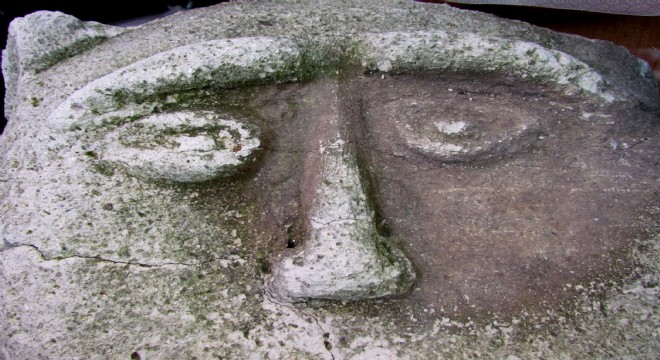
[1,1,658,134]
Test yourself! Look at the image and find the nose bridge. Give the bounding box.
[306,81,371,235]
[266,79,415,302]
[311,138,371,239]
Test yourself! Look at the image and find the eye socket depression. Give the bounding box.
[396,98,544,163]
[359,74,551,164]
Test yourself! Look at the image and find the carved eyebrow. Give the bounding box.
[358,31,614,101]
[47,37,303,129]
[48,31,613,130]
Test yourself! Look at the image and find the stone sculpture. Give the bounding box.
[1,1,658,358]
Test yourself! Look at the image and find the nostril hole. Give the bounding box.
[131,352,141,360]
[376,218,392,237]
[284,222,300,248]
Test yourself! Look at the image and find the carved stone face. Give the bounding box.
[175,71,654,319]
[1,3,658,358]
[40,31,653,315]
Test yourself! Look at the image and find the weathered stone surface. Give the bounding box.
[1,1,658,359]
[2,11,125,114]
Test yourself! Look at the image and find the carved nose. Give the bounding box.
[266,82,415,302]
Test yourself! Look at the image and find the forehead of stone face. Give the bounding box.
[3,0,658,116]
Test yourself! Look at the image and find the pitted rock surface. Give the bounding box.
[1,1,658,359]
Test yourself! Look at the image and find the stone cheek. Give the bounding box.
[0,2,658,359]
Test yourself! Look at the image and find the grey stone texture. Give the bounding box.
[1,1,658,359]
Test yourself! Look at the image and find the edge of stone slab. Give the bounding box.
[2,10,125,116]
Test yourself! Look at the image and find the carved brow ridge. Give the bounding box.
[46,31,613,130]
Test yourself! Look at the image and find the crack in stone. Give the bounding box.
[311,313,336,360]
[2,243,195,268]
[615,137,650,150]
[311,217,362,227]
[276,301,337,360]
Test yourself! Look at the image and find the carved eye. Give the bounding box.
[397,98,541,162]
[378,85,545,163]
[98,110,261,182]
